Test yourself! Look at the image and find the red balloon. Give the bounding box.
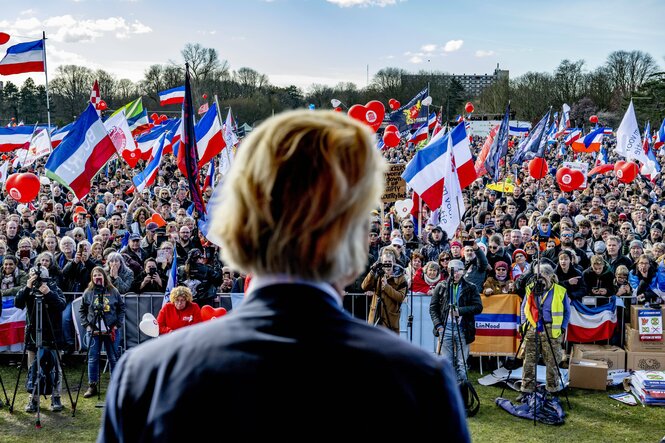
[201,305,227,321]
[97,100,108,111]
[388,99,400,111]
[556,167,579,192]
[5,173,20,194]
[150,112,159,122]
[202,94,208,100]
[334,107,342,112]
[614,160,638,183]
[1,155,7,161]
[383,130,400,148]
[0,33,9,45]
[528,158,548,180]
[159,114,168,122]
[465,102,475,114]
[348,100,385,132]
[8,173,40,203]
[589,115,598,124]
[384,124,398,133]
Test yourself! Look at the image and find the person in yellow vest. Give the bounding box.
[519,262,570,394]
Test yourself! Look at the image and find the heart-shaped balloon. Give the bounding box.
[568,169,585,190]
[394,199,414,219]
[139,313,159,337]
[201,305,227,321]
[556,167,576,192]
[121,149,142,168]
[348,100,385,132]
[615,160,638,183]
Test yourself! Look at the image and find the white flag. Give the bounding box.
[104,110,137,156]
[438,135,465,239]
[223,108,239,148]
[0,161,8,183]
[616,100,646,162]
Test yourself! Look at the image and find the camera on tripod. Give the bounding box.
[29,266,50,290]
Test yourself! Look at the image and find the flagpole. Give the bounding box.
[42,31,52,134]
[214,94,233,174]
[500,101,511,203]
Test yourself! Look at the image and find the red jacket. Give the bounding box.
[157,301,202,334]
[411,268,442,294]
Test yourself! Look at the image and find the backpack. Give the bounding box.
[459,380,480,417]
[25,348,59,396]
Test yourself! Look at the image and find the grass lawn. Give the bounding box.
[1,360,665,442]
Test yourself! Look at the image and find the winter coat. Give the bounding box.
[79,286,126,332]
[104,265,135,294]
[556,265,587,302]
[14,280,66,351]
[430,277,483,344]
[362,269,407,333]
[582,265,615,306]
[462,247,488,292]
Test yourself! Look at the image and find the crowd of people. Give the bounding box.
[1,111,664,418]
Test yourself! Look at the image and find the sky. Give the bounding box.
[1,0,664,92]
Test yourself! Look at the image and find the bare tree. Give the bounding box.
[94,69,116,103]
[50,65,94,118]
[605,50,658,97]
[371,67,405,97]
[553,59,586,104]
[180,43,230,82]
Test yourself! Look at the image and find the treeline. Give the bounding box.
[0,44,661,129]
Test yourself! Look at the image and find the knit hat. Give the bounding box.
[450,240,462,248]
[448,259,465,272]
[512,249,526,261]
[494,261,508,270]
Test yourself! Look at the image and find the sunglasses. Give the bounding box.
[488,245,499,250]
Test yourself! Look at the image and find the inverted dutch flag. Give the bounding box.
[563,128,582,146]
[203,158,215,192]
[602,127,613,136]
[0,39,45,76]
[51,122,74,148]
[0,126,37,152]
[45,104,116,200]
[163,248,178,306]
[408,121,429,145]
[158,85,185,106]
[655,118,665,150]
[0,296,26,347]
[554,103,571,138]
[567,297,619,343]
[132,133,166,193]
[401,122,476,211]
[195,102,226,167]
[135,119,180,160]
[427,112,437,130]
[572,126,604,153]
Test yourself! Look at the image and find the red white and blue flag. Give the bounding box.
[51,122,74,148]
[402,122,476,211]
[163,248,178,306]
[45,104,116,199]
[195,102,226,167]
[427,112,437,130]
[179,66,206,214]
[132,133,166,193]
[203,159,215,192]
[0,39,44,75]
[567,297,620,343]
[555,103,571,138]
[0,296,25,348]
[563,128,582,146]
[158,85,185,106]
[0,125,37,151]
[655,118,665,150]
[408,121,429,145]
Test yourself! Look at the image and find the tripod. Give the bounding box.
[9,289,74,425]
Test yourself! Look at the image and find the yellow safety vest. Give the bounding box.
[525,283,566,338]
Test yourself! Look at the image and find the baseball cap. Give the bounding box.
[448,259,465,272]
[146,222,159,232]
[391,237,404,247]
[450,240,462,248]
[129,233,141,241]
[574,232,584,240]
[618,213,628,221]
[431,225,443,232]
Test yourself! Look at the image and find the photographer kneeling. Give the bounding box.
[361,246,407,334]
[519,263,570,395]
[15,266,66,412]
[429,260,482,382]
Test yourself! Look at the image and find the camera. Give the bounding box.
[149,268,157,276]
[29,265,50,289]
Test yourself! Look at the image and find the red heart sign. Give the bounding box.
[122,149,141,168]
[201,305,227,321]
[556,167,575,192]
[568,169,585,190]
[348,100,385,132]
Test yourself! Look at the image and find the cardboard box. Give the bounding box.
[625,326,665,352]
[569,358,609,390]
[572,344,626,370]
[626,351,665,371]
[630,305,665,330]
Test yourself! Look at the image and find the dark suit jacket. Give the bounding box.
[99,284,469,442]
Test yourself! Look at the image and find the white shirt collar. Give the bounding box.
[247,274,343,307]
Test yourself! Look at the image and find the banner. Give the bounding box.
[0,296,25,350]
[388,87,429,137]
[470,293,521,356]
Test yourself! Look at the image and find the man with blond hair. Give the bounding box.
[99,110,469,441]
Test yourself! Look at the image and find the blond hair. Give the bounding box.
[170,286,193,303]
[211,110,385,282]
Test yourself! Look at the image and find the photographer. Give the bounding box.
[132,258,166,293]
[15,266,66,412]
[430,260,482,382]
[361,246,407,334]
[79,267,126,399]
[519,263,570,395]
[178,249,223,308]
